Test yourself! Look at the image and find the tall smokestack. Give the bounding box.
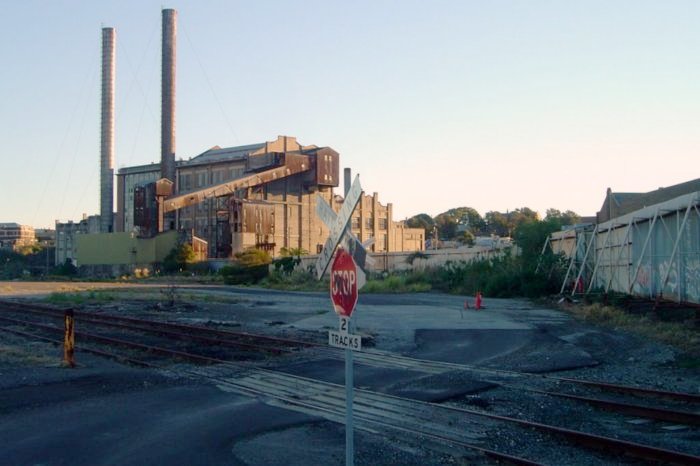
[100,27,115,233]
[161,8,177,184]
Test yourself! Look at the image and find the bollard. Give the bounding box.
[475,291,482,310]
[63,308,76,368]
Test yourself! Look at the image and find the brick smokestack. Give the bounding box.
[100,27,115,233]
[161,9,177,184]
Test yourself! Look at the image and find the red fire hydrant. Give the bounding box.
[475,291,482,310]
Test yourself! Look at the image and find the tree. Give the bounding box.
[434,207,484,240]
[456,230,475,246]
[163,243,196,273]
[54,258,77,276]
[406,213,434,231]
[446,207,485,233]
[545,209,581,228]
[484,211,510,237]
[484,208,539,237]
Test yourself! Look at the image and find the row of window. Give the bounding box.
[350,217,389,230]
[179,167,245,191]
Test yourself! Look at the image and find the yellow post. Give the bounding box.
[63,309,76,368]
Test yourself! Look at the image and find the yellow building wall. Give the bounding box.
[76,231,178,265]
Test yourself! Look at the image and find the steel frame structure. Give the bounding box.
[556,192,700,303]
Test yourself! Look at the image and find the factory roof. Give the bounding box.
[597,178,700,223]
[186,143,265,167]
[117,143,266,175]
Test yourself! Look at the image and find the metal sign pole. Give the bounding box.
[346,329,354,466]
[345,316,356,466]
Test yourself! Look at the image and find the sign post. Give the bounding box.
[329,248,361,466]
[316,176,367,466]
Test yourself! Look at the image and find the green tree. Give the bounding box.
[484,211,510,236]
[545,209,581,228]
[434,207,484,240]
[163,243,196,273]
[406,213,434,231]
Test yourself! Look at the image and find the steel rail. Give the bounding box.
[5,305,287,355]
[3,317,698,465]
[0,322,540,466]
[347,348,700,403]
[0,315,221,365]
[0,326,157,368]
[249,367,700,466]
[521,387,700,426]
[3,298,698,405]
[0,299,314,349]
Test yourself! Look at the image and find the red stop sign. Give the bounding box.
[330,248,358,317]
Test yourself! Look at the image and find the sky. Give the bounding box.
[1,1,699,228]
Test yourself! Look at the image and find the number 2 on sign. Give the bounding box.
[339,317,349,333]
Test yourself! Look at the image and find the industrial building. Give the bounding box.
[115,135,425,260]
[55,215,100,265]
[0,223,36,251]
[55,9,423,272]
[550,179,700,304]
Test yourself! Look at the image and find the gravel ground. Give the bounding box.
[1,284,698,465]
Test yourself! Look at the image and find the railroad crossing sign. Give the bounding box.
[330,248,359,317]
[316,196,374,273]
[315,174,368,466]
[315,175,364,279]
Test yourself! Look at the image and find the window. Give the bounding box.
[180,174,192,191]
[351,217,360,229]
[378,218,388,230]
[365,218,373,229]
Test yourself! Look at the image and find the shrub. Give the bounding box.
[219,248,272,285]
[162,243,196,273]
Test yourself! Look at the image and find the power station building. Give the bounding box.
[115,135,425,259]
[55,9,424,270]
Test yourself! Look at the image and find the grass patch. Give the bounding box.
[260,270,328,292]
[565,303,700,357]
[362,275,432,294]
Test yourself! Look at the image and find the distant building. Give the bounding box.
[35,228,56,247]
[552,178,700,304]
[596,179,700,223]
[0,223,36,251]
[55,215,100,265]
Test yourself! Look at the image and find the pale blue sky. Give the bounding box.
[1,1,699,228]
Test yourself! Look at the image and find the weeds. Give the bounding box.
[567,302,700,356]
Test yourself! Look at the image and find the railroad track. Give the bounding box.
[1,299,699,464]
[0,298,309,358]
[314,347,700,426]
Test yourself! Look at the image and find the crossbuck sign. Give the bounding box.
[315,174,364,279]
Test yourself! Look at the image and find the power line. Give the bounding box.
[32,48,99,226]
[58,62,99,219]
[181,18,240,143]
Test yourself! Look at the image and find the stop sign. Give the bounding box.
[330,248,358,317]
